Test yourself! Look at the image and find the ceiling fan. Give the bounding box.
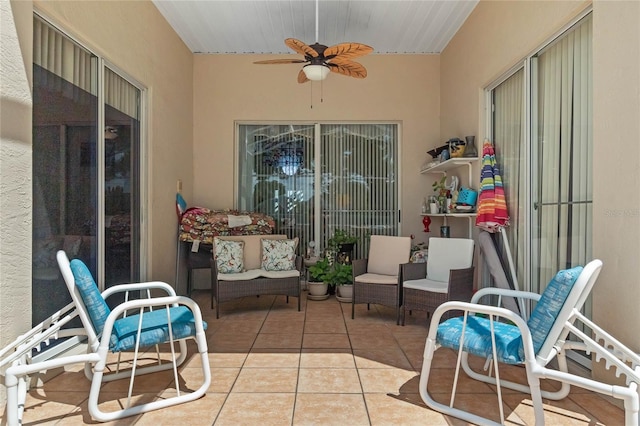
[253,0,373,83]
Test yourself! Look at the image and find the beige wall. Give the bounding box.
[32,0,195,283]
[1,1,33,406]
[193,54,442,243]
[440,0,640,383]
[591,0,640,381]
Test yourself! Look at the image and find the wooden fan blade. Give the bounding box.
[324,42,373,60]
[297,69,310,84]
[285,38,319,58]
[328,59,368,79]
[253,59,307,64]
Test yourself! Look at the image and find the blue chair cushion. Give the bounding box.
[70,259,111,335]
[526,265,583,355]
[436,265,584,364]
[109,306,206,352]
[437,316,524,364]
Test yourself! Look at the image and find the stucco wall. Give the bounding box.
[192,53,442,244]
[0,0,33,405]
[32,0,195,284]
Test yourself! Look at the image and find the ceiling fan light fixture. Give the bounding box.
[303,64,330,81]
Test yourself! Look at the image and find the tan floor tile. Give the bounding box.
[100,369,174,393]
[208,332,257,352]
[183,350,246,368]
[253,332,303,349]
[294,393,369,425]
[345,321,393,335]
[425,368,496,394]
[215,392,295,425]
[353,347,413,370]
[298,368,362,393]
[212,319,264,334]
[568,393,626,424]
[365,393,450,425]
[501,394,606,425]
[300,349,355,368]
[133,392,226,426]
[20,390,88,425]
[305,319,347,334]
[244,349,300,368]
[61,391,155,425]
[302,333,351,349]
[232,367,298,392]
[349,332,399,350]
[429,392,525,425]
[359,368,420,393]
[209,367,241,393]
[260,319,305,334]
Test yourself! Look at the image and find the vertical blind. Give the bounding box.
[535,14,592,292]
[238,123,398,259]
[493,69,524,288]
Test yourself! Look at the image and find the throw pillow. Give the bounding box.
[261,238,298,271]
[214,237,244,273]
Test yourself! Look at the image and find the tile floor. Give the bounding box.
[15,290,624,425]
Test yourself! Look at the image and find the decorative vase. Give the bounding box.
[463,136,477,158]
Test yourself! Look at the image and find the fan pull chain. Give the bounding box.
[310,81,313,109]
[320,79,324,103]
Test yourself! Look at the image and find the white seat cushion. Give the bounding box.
[354,272,398,285]
[403,278,449,294]
[218,268,299,281]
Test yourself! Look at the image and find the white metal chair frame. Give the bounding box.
[419,259,640,426]
[1,251,211,425]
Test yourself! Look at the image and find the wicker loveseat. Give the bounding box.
[209,234,302,318]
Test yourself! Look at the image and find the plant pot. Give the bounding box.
[337,284,353,299]
[308,281,328,296]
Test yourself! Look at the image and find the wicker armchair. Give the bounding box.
[351,235,412,324]
[400,237,474,325]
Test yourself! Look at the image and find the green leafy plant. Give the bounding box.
[324,262,353,286]
[308,257,331,282]
[327,229,359,253]
[432,176,448,197]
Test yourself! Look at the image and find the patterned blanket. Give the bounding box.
[179,208,275,244]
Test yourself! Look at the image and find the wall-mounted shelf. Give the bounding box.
[420,157,479,238]
[420,157,479,184]
[421,212,477,236]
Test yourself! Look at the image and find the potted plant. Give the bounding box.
[432,176,448,213]
[325,262,354,301]
[307,257,330,297]
[327,229,359,264]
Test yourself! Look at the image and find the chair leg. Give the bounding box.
[351,299,355,319]
[186,268,192,296]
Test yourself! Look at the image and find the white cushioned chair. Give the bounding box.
[419,259,640,425]
[1,251,211,425]
[400,237,475,325]
[351,235,412,324]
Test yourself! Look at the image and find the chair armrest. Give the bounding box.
[471,287,542,305]
[101,281,177,299]
[400,262,427,281]
[447,266,475,302]
[352,258,368,278]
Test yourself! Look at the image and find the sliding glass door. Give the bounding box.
[32,15,143,326]
[237,123,399,259]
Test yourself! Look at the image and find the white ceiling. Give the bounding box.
[152,0,478,55]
